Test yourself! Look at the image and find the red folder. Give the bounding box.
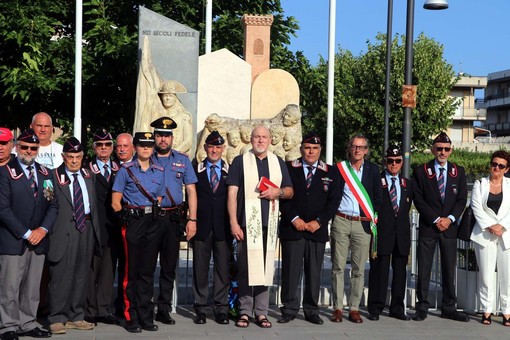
[257,176,278,192]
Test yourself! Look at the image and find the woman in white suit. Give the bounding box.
[471,150,510,326]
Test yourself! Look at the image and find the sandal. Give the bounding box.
[256,316,272,328]
[235,314,250,328]
[503,315,510,327]
[481,313,492,325]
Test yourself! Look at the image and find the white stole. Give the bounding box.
[243,151,282,286]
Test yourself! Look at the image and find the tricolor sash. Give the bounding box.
[337,161,379,258]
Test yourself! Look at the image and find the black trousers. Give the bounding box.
[280,238,325,318]
[86,244,115,317]
[121,214,160,324]
[416,233,457,314]
[156,217,180,312]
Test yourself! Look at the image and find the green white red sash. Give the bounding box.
[337,160,379,258]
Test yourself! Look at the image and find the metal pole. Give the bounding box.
[205,0,212,54]
[74,0,83,140]
[326,0,336,165]
[383,0,393,159]
[402,0,415,178]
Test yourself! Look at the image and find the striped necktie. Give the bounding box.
[103,163,110,181]
[438,168,445,202]
[72,174,87,232]
[27,165,37,198]
[210,164,219,193]
[389,177,399,215]
[306,166,314,189]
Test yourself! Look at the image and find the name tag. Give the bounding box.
[144,206,153,214]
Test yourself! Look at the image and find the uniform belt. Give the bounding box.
[125,206,153,215]
[160,205,182,211]
[335,212,371,222]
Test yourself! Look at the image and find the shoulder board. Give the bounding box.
[123,161,135,168]
[89,162,101,174]
[81,168,91,178]
[153,163,164,171]
[111,160,120,172]
[37,164,49,176]
[197,162,206,173]
[6,164,23,180]
[317,160,328,172]
[174,150,189,157]
[291,159,302,168]
[221,161,229,174]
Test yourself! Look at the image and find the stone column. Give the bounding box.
[242,14,274,82]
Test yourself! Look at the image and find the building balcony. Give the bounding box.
[452,107,487,121]
[484,122,510,137]
[485,95,510,109]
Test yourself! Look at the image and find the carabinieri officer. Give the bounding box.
[111,132,165,333]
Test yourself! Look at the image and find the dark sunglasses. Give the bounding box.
[95,142,113,147]
[386,158,402,164]
[490,162,507,170]
[18,145,39,151]
[435,147,451,152]
[0,141,11,146]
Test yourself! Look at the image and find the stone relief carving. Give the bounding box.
[195,104,302,163]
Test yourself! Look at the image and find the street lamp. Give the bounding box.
[401,0,448,178]
[382,0,393,159]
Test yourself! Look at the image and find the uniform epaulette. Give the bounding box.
[89,162,101,174]
[153,163,164,172]
[111,160,120,171]
[291,159,302,167]
[174,150,189,157]
[82,168,91,178]
[317,160,328,172]
[221,161,229,174]
[6,165,23,180]
[37,164,49,176]
[123,161,135,168]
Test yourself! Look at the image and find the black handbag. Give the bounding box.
[457,205,475,242]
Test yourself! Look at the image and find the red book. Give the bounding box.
[257,176,278,192]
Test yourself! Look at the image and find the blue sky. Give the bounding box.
[280,0,510,76]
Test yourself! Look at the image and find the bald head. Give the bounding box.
[250,125,271,157]
[30,112,54,146]
[115,133,134,163]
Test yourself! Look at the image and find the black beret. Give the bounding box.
[17,129,39,144]
[93,128,113,142]
[301,132,321,145]
[150,116,177,134]
[205,131,225,145]
[63,137,83,153]
[133,132,155,145]
[385,145,402,157]
[433,132,451,144]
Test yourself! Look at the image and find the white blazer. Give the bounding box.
[470,177,510,249]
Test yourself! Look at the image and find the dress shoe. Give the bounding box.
[141,322,158,331]
[194,313,207,325]
[277,314,295,324]
[441,311,470,322]
[156,311,175,325]
[330,309,343,323]
[84,316,97,326]
[96,314,119,325]
[49,323,66,335]
[348,310,363,323]
[412,313,427,321]
[389,313,411,321]
[124,321,141,333]
[18,327,51,338]
[214,313,229,325]
[367,314,379,321]
[2,331,19,340]
[65,320,94,330]
[305,314,324,325]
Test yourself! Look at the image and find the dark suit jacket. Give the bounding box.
[47,164,102,262]
[280,159,341,243]
[413,159,467,239]
[337,159,383,234]
[194,160,230,242]
[87,157,120,248]
[0,158,59,255]
[378,173,413,256]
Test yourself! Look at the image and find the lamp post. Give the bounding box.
[383,0,393,159]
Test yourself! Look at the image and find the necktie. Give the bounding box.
[103,163,110,181]
[72,174,87,232]
[210,164,219,193]
[27,165,38,198]
[389,177,399,215]
[438,168,446,202]
[306,166,314,189]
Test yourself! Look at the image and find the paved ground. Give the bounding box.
[37,306,508,340]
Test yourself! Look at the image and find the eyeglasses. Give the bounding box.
[0,141,12,146]
[435,147,451,152]
[18,145,39,151]
[350,145,368,151]
[490,162,507,170]
[386,158,402,164]
[95,142,113,147]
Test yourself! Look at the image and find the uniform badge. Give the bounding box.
[321,177,332,192]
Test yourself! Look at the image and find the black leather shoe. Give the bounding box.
[305,314,324,325]
[141,322,158,331]
[412,313,427,321]
[156,311,175,325]
[2,331,19,340]
[18,327,51,338]
[367,314,380,321]
[124,321,142,333]
[214,313,229,325]
[84,316,97,326]
[441,311,469,322]
[194,313,207,325]
[96,314,119,325]
[277,314,295,324]
[389,313,411,321]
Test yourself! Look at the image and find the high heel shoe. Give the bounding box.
[503,315,510,327]
[481,314,491,325]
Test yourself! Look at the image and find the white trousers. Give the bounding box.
[474,238,510,314]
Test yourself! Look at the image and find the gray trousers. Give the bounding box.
[0,249,45,334]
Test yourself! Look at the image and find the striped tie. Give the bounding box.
[72,174,87,232]
[210,164,219,193]
[27,165,37,198]
[389,177,399,215]
[103,163,110,181]
[438,168,445,202]
[306,166,314,189]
